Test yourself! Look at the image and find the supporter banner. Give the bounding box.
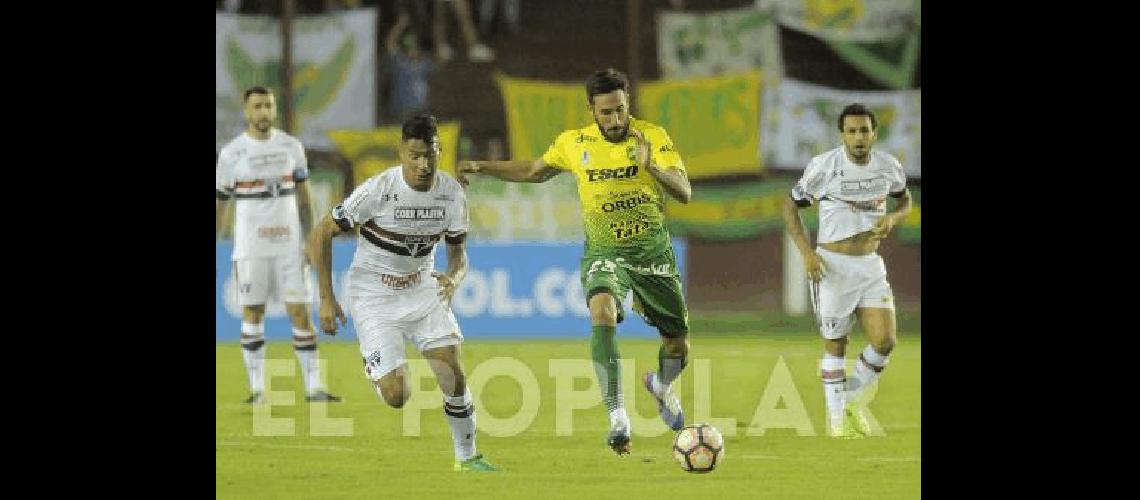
[762,78,920,177]
[216,9,377,151]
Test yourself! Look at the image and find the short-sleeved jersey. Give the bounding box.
[216,129,309,260]
[541,117,685,260]
[790,146,907,244]
[332,166,468,295]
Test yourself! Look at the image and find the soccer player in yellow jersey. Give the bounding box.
[459,69,692,455]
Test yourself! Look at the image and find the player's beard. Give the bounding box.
[255,120,272,133]
[597,119,629,143]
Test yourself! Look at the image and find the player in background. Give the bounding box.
[458,69,692,455]
[216,86,341,404]
[781,103,912,438]
[310,113,498,472]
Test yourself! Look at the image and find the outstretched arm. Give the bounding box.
[457,158,562,186]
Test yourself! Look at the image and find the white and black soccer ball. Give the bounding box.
[672,423,725,473]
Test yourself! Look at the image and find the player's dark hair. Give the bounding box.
[243,86,272,102]
[838,103,877,131]
[586,68,630,104]
[401,113,439,142]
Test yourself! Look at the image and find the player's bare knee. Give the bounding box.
[377,378,410,408]
[383,391,409,409]
[286,304,313,329]
[662,336,689,356]
[873,337,896,355]
[824,337,848,356]
[588,293,618,326]
[243,305,266,323]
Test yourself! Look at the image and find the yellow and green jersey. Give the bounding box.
[541,117,685,260]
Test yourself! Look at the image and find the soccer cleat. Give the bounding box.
[828,416,866,439]
[305,390,342,402]
[644,372,685,431]
[242,392,265,404]
[454,454,500,471]
[607,427,631,456]
[844,403,873,436]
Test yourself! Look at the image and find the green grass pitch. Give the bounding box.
[217,316,920,499]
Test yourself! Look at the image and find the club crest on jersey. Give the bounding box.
[581,150,590,166]
[394,207,446,220]
[264,177,281,197]
[404,234,435,255]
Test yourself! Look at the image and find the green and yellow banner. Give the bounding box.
[495,74,595,161]
[637,71,765,179]
[496,71,766,180]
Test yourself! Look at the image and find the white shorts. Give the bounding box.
[347,269,463,381]
[809,247,895,340]
[232,254,313,307]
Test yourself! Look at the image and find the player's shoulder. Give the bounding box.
[871,150,903,169]
[814,146,846,163]
[807,146,844,170]
[355,165,401,192]
[631,117,670,138]
[435,171,467,197]
[271,129,303,148]
[373,165,404,186]
[218,134,247,157]
[556,125,598,146]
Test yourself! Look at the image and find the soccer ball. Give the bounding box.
[672,423,725,473]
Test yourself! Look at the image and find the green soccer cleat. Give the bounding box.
[454,454,500,472]
[828,416,866,439]
[844,403,873,436]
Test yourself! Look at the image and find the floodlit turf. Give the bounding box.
[217,326,919,499]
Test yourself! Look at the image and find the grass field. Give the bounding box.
[216,316,920,499]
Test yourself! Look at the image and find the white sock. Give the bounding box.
[820,354,846,427]
[649,372,664,394]
[293,328,323,394]
[240,322,265,393]
[444,388,477,461]
[848,345,889,395]
[608,407,630,432]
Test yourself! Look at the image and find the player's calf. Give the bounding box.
[820,353,849,435]
[239,320,266,403]
[846,343,892,396]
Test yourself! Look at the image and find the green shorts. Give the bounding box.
[580,248,689,338]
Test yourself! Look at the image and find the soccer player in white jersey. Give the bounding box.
[309,114,498,472]
[216,86,341,404]
[781,103,913,439]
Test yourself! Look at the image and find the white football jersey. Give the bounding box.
[790,146,907,244]
[332,166,468,295]
[216,129,309,260]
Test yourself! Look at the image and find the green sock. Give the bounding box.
[591,325,623,412]
[658,344,688,387]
